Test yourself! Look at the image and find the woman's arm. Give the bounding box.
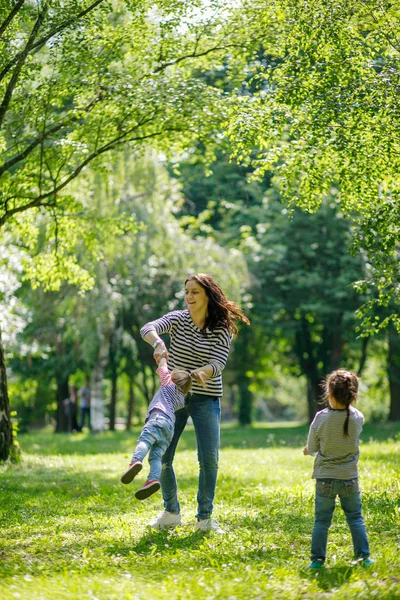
[208,329,233,377]
[142,330,168,362]
[190,364,214,387]
[140,311,181,363]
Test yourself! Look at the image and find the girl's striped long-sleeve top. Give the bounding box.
[140,310,233,397]
[146,364,185,424]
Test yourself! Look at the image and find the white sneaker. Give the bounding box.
[195,518,225,534]
[148,510,181,530]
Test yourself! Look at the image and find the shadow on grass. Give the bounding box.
[17,423,310,456]
[302,565,354,591]
[18,421,400,457]
[114,529,205,557]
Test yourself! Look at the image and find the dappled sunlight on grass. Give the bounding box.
[1,423,399,599]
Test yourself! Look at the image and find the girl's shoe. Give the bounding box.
[308,559,324,569]
[362,558,374,568]
[120,460,143,484]
[135,479,160,500]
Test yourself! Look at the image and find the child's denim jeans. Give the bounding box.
[132,413,174,482]
[311,478,370,562]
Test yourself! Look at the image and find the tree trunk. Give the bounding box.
[357,337,369,377]
[126,371,135,431]
[109,364,117,432]
[388,322,400,421]
[91,336,110,433]
[238,375,253,425]
[0,325,13,461]
[306,376,322,423]
[295,319,323,422]
[55,375,69,433]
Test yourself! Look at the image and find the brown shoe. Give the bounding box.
[135,479,160,500]
[120,460,142,484]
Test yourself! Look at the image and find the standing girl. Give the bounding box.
[140,273,249,532]
[304,369,373,568]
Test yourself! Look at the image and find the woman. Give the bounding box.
[140,273,249,532]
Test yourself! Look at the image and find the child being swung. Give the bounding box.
[304,369,373,569]
[121,357,205,500]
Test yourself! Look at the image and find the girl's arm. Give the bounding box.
[305,422,319,456]
[157,357,173,386]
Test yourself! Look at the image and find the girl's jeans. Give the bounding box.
[160,393,220,520]
[132,413,174,482]
[311,478,370,562]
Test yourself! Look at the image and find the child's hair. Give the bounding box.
[324,369,359,437]
[171,369,192,395]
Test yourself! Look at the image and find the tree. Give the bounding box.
[0,326,13,461]
[5,151,249,435]
[388,321,400,421]
[0,0,253,458]
[227,0,400,328]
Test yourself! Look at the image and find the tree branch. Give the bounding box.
[0,0,105,84]
[0,3,48,129]
[0,0,25,39]
[0,96,100,177]
[0,126,182,227]
[153,42,245,74]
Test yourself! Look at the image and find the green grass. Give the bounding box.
[1,422,399,599]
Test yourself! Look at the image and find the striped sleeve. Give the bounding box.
[307,418,319,456]
[140,311,182,338]
[208,328,232,376]
[157,365,173,387]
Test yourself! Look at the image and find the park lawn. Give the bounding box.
[0,422,399,600]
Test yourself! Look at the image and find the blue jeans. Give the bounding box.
[160,393,220,519]
[80,406,91,430]
[311,478,370,562]
[132,413,174,482]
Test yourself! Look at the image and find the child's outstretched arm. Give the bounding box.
[157,358,173,386]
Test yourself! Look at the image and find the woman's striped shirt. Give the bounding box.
[140,310,233,397]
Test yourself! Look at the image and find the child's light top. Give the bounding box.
[146,364,186,424]
[307,406,364,480]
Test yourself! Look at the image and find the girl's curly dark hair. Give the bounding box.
[185,273,250,335]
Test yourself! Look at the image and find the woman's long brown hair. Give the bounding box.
[185,273,250,335]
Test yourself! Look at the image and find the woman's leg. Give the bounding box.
[189,394,220,519]
[160,407,188,514]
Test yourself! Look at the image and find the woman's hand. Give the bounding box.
[153,342,168,364]
[303,446,309,456]
[190,369,208,388]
